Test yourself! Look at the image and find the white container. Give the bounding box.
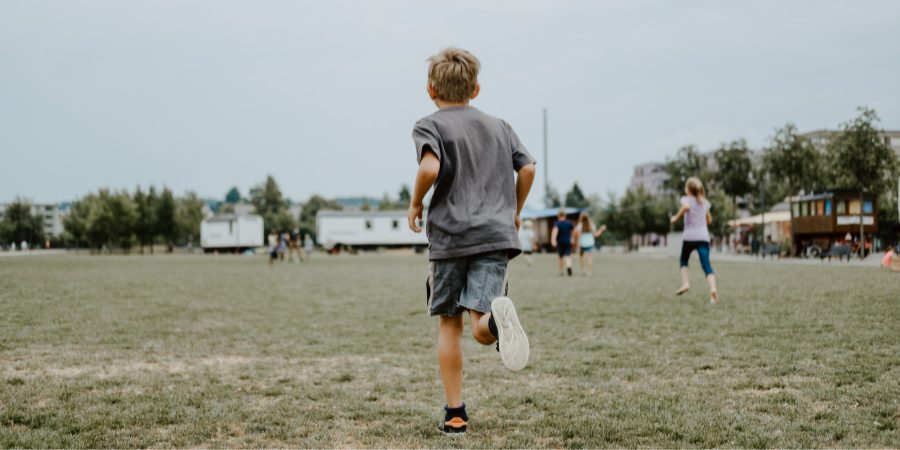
[201,214,264,252]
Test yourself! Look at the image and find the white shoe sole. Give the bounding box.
[491,297,529,372]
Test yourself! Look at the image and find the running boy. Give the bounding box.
[550,208,575,276]
[407,47,536,435]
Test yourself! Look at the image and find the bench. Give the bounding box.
[820,245,851,262]
[756,244,780,259]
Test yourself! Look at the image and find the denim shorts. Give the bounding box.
[426,251,509,317]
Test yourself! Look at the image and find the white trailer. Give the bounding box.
[200,214,264,252]
[317,210,429,250]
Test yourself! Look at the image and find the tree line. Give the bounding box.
[62,187,205,254]
[586,107,899,249]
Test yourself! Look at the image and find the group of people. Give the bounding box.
[517,210,608,276]
[517,179,717,305]
[267,224,313,267]
[405,47,720,435]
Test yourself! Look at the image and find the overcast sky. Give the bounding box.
[2,1,899,206]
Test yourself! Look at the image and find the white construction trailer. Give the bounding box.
[200,214,264,253]
[317,210,429,251]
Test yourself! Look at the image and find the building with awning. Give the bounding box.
[727,210,791,243]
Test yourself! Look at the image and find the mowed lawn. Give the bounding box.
[1,252,899,448]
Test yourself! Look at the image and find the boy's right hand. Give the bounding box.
[408,203,424,233]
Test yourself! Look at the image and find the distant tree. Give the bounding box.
[0,198,44,249]
[565,183,591,208]
[398,185,411,209]
[177,191,206,246]
[63,195,95,251]
[218,203,235,214]
[133,186,158,254]
[156,188,178,251]
[714,139,754,233]
[544,184,562,208]
[86,189,137,253]
[763,123,822,253]
[250,176,293,232]
[663,145,714,195]
[298,195,343,241]
[827,107,900,254]
[225,187,241,204]
[379,193,401,211]
[360,199,371,211]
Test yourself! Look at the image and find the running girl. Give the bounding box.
[573,212,606,276]
[670,177,719,304]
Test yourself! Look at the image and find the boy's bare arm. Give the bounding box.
[407,150,440,232]
[515,163,536,231]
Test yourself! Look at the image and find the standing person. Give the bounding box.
[670,177,719,304]
[550,208,575,276]
[303,233,314,261]
[573,212,606,276]
[407,47,536,435]
[518,219,537,271]
[267,228,279,268]
[279,231,290,261]
[288,224,302,262]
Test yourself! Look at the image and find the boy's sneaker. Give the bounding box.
[567,267,572,276]
[439,404,467,435]
[490,297,529,371]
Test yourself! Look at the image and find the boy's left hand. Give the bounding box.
[408,203,424,233]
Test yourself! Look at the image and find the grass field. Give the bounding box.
[1,252,899,448]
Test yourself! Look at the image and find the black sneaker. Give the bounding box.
[439,404,468,435]
[567,267,572,276]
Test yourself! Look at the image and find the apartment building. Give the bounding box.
[0,200,68,237]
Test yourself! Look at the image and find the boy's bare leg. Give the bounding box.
[468,310,497,345]
[438,314,465,408]
[564,255,572,269]
[558,256,563,274]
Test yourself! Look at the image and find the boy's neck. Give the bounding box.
[435,99,470,109]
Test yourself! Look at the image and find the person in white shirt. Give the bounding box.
[518,220,537,271]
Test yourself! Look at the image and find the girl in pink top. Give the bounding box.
[670,177,719,304]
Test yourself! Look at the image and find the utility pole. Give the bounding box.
[543,108,548,207]
[760,174,766,244]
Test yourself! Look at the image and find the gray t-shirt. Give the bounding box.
[412,106,536,260]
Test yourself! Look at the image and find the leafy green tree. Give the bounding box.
[156,188,178,251]
[133,186,158,254]
[663,145,714,194]
[63,195,96,251]
[177,191,206,246]
[714,139,754,232]
[298,195,343,241]
[827,107,900,252]
[544,184,561,208]
[0,198,44,249]
[250,176,293,232]
[86,189,137,253]
[361,199,371,211]
[398,185,411,209]
[225,187,241,204]
[762,123,822,253]
[565,183,591,208]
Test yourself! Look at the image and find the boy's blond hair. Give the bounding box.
[427,47,481,103]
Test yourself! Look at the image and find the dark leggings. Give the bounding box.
[680,241,713,275]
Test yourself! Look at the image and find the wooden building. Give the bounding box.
[791,189,877,250]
